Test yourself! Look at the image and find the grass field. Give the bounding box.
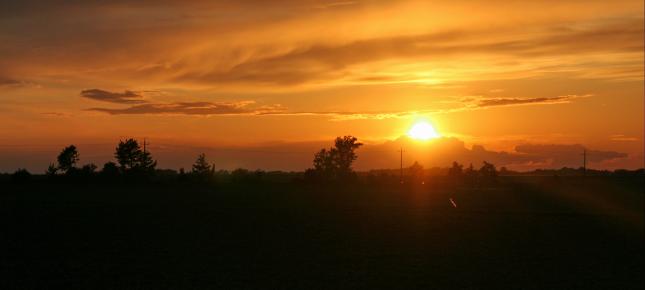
[1,176,643,289]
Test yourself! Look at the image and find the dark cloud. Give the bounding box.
[87,101,285,115]
[80,89,147,104]
[473,95,580,108]
[356,137,628,171]
[0,76,26,88]
[514,144,627,168]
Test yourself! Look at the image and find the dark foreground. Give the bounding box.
[1,177,643,289]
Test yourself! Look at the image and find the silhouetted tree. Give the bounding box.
[479,161,497,177]
[81,163,97,175]
[309,135,363,182]
[191,153,212,176]
[57,145,79,173]
[11,168,31,183]
[137,150,157,173]
[231,168,250,182]
[464,163,477,187]
[334,136,363,178]
[101,162,120,179]
[12,169,31,182]
[115,139,156,176]
[448,162,464,178]
[479,161,497,184]
[409,161,424,183]
[45,163,58,176]
[313,148,336,180]
[115,139,140,170]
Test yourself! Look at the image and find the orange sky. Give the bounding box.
[0,0,643,172]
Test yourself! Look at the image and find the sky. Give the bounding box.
[0,0,643,172]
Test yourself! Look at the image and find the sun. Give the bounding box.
[407,121,440,140]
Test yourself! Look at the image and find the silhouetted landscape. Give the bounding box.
[2,1,643,289]
[1,137,643,289]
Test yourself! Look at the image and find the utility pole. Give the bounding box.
[582,149,587,176]
[398,147,404,184]
[143,138,148,154]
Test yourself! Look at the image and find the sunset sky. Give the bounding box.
[0,0,643,172]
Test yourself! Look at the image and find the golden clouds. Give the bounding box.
[0,0,642,91]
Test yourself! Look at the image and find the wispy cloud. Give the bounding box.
[80,89,147,104]
[610,134,639,142]
[0,76,37,89]
[0,77,20,87]
[169,19,643,87]
[86,94,590,119]
[87,101,285,115]
[40,112,71,117]
[469,94,589,108]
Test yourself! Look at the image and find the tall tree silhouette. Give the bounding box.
[137,150,157,173]
[191,153,212,177]
[115,139,156,174]
[57,145,79,173]
[115,139,140,170]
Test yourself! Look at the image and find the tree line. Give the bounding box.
[5,135,642,184]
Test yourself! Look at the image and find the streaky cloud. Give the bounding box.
[80,89,147,104]
[87,101,285,115]
[86,94,590,119]
[471,94,589,108]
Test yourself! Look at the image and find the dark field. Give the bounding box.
[1,177,643,289]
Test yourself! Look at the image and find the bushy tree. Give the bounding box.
[11,168,31,183]
[115,139,141,170]
[101,161,120,179]
[479,161,497,178]
[479,161,497,184]
[333,136,363,177]
[114,139,156,175]
[57,145,79,173]
[313,148,336,180]
[309,135,363,182]
[81,163,97,174]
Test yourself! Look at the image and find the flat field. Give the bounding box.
[1,176,642,289]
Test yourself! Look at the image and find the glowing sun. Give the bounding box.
[408,121,440,140]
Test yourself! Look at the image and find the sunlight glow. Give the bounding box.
[408,121,440,140]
